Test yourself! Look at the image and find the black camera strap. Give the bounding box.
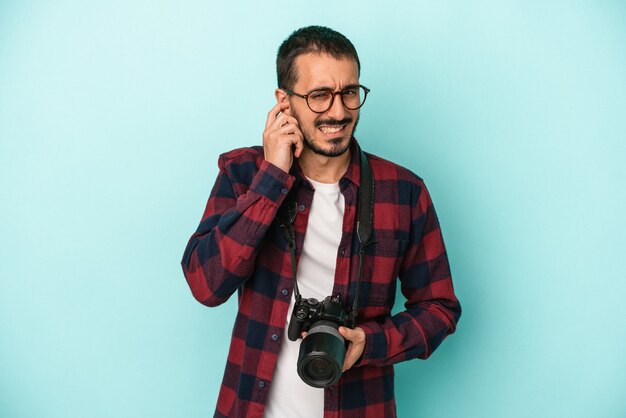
[351,149,375,327]
[279,148,374,328]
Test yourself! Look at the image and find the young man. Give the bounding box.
[181,26,461,418]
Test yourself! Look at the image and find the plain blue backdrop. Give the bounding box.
[1,1,625,417]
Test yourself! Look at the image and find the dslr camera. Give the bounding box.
[287,294,349,388]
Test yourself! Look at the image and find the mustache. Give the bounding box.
[315,117,352,128]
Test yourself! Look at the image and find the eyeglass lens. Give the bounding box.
[307,86,367,112]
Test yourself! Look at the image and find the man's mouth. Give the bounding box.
[319,125,346,134]
[316,118,352,136]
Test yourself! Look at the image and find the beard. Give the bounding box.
[292,110,360,158]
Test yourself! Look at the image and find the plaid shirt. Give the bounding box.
[181,140,461,418]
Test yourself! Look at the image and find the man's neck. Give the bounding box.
[298,147,351,184]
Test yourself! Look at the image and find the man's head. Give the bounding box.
[275,26,365,158]
[276,26,360,91]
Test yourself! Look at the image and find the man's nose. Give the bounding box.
[325,93,347,120]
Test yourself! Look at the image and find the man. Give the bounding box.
[181,26,461,418]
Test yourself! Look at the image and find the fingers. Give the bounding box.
[263,102,303,173]
[273,124,303,156]
[273,114,300,131]
[343,342,362,372]
[293,135,304,158]
[343,347,358,372]
[339,326,365,343]
[265,103,299,130]
[276,120,301,136]
[265,102,283,130]
[339,327,366,372]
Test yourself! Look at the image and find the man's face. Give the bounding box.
[286,53,360,158]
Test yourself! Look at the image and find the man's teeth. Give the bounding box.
[320,125,344,133]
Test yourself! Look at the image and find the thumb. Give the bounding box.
[339,326,359,341]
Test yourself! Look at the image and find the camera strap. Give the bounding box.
[279,147,374,328]
[350,149,375,327]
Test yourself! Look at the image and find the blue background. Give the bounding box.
[1,1,625,417]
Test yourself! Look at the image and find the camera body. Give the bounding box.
[288,295,349,388]
[287,295,347,341]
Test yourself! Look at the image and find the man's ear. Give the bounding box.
[275,88,292,116]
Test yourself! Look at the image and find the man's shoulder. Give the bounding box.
[365,151,425,186]
[217,146,264,171]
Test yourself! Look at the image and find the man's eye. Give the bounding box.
[310,91,331,100]
[342,89,358,96]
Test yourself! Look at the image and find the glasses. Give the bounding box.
[282,85,370,113]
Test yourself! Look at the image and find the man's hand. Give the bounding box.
[339,326,366,372]
[263,102,304,173]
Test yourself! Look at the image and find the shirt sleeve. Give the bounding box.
[356,180,461,366]
[181,155,294,307]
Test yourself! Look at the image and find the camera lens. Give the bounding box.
[306,358,332,381]
[297,320,346,388]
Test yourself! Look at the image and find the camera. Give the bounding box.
[287,294,349,388]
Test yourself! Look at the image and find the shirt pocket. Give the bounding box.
[361,238,409,308]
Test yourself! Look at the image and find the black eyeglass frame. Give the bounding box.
[281,85,371,114]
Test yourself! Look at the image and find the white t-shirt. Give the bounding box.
[264,178,345,418]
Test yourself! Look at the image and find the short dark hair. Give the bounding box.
[276,26,360,90]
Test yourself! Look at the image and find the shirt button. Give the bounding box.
[281,288,289,296]
[340,249,345,256]
[281,188,288,195]
[271,333,279,342]
[299,204,305,212]
[258,381,266,388]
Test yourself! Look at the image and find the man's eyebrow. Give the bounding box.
[308,85,334,92]
[309,83,360,92]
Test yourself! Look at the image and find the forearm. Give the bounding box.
[181,159,294,306]
[356,295,460,367]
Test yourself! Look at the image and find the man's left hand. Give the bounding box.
[338,326,366,372]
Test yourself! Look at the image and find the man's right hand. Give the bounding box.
[262,102,304,173]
